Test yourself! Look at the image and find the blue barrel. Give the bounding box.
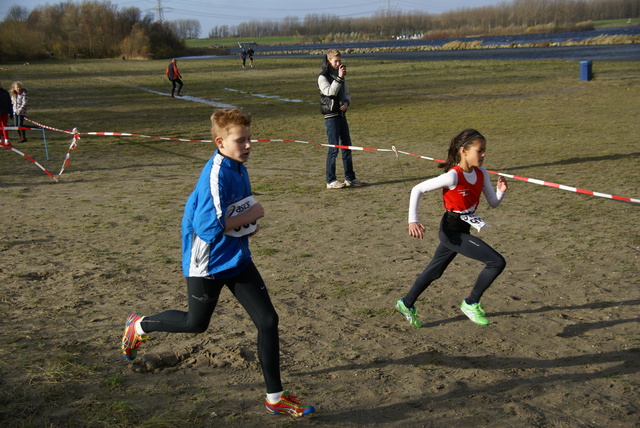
[580,60,593,81]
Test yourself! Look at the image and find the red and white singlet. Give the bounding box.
[442,165,484,214]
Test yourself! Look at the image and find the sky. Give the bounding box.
[1,0,509,34]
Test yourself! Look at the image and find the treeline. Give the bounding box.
[0,1,201,61]
[2,0,638,61]
[210,0,639,40]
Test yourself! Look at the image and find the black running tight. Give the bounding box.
[141,262,282,393]
[403,216,506,308]
[171,78,183,94]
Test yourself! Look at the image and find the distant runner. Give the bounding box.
[166,58,183,97]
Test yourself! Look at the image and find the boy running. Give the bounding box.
[122,108,315,417]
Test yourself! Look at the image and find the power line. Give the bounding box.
[380,0,399,13]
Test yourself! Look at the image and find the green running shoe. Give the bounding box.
[395,299,422,328]
[460,300,490,325]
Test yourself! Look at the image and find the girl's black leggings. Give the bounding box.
[141,262,282,393]
[403,216,506,308]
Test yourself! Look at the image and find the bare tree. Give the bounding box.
[2,0,638,61]
[229,0,637,39]
[172,19,201,39]
[4,5,29,22]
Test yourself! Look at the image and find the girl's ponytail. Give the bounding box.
[439,129,485,171]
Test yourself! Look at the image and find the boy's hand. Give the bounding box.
[247,203,264,223]
[223,199,263,237]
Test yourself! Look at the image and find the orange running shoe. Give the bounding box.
[265,391,315,417]
[122,312,148,361]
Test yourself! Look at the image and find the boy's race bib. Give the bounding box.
[460,214,490,232]
[224,195,258,237]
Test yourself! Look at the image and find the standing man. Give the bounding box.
[166,58,183,98]
[240,48,247,68]
[247,46,255,68]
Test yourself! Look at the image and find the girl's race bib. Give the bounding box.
[460,214,489,232]
[224,195,258,237]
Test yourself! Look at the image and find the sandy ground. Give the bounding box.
[0,118,638,427]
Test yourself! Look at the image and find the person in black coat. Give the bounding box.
[0,81,12,144]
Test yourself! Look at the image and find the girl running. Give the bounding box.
[396,129,508,327]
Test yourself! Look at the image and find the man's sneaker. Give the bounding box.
[122,312,148,361]
[265,391,315,417]
[395,299,422,328]
[326,180,345,189]
[460,300,490,325]
[344,179,366,187]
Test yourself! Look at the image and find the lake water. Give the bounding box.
[182,26,640,62]
[347,44,640,62]
[251,25,640,52]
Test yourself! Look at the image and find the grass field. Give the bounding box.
[5,56,639,189]
[0,56,638,427]
[593,18,640,28]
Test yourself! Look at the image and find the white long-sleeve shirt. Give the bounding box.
[408,167,505,224]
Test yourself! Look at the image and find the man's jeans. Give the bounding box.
[325,115,355,183]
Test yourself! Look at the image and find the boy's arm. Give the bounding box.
[223,203,264,233]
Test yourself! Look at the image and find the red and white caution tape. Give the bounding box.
[10,121,640,203]
[3,119,80,181]
[82,131,212,143]
[25,118,73,135]
[256,139,639,204]
[0,141,57,181]
[56,128,81,180]
[254,138,398,154]
[486,170,639,204]
[1,126,39,132]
